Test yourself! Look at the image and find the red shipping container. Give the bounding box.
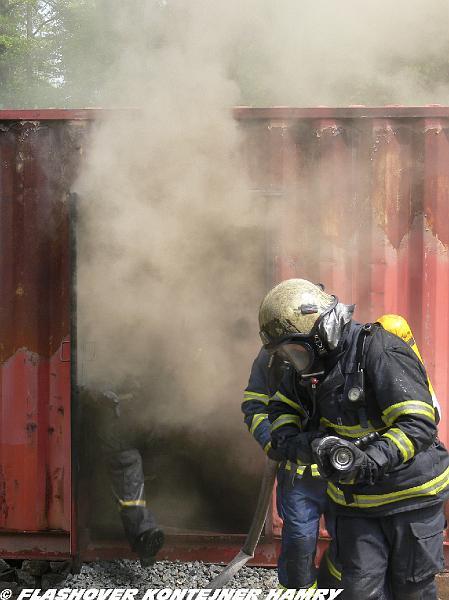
[1,107,449,566]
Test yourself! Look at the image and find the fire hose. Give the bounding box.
[206,431,379,588]
[206,458,278,589]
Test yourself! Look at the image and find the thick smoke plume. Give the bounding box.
[75,0,449,531]
[76,3,270,533]
[228,0,449,106]
[69,0,449,109]
[76,3,267,417]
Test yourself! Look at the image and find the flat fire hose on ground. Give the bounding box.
[207,459,279,589]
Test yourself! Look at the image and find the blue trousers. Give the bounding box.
[276,468,329,589]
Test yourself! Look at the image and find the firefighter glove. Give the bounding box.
[311,435,340,478]
[276,431,324,464]
[311,436,384,485]
[267,446,285,462]
[336,442,379,485]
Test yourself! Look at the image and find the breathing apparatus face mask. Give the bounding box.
[261,331,328,379]
[276,341,315,374]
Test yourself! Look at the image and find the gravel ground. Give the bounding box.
[64,561,278,591]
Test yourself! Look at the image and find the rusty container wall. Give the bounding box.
[0,113,88,558]
[2,108,449,566]
[237,107,449,556]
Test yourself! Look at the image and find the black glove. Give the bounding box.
[275,431,324,464]
[311,435,340,478]
[337,441,379,485]
[267,446,284,462]
[312,436,383,485]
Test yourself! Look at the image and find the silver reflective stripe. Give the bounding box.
[382,401,435,426]
[271,414,301,431]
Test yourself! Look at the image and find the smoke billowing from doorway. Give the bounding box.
[75,0,449,532]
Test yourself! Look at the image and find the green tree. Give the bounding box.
[0,0,67,107]
[0,0,165,108]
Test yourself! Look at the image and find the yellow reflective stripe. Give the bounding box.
[250,413,268,434]
[284,460,306,475]
[263,441,272,454]
[271,414,301,431]
[340,475,356,485]
[243,391,269,405]
[320,417,385,438]
[271,391,305,415]
[309,580,318,590]
[310,464,321,477]
[118,499,147,507]
[383,401,435,425]
[244,391,268,399]
[325,552,342,581]
[383,428,415,462]
[293,459,321,477]
[328,464,449,508]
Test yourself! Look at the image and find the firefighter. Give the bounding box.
[259,278,449,600]
[80,383,165,567]
[242,348,328,590]
[318,313,443,593]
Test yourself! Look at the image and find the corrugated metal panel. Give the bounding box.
[2,108,449,565]
[143,107,449,563]
[240,109,449,555]
[0,118,85,555]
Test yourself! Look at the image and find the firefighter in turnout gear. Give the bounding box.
[242,348,329,590]
[259,278,449,600]
[80,383,165,567]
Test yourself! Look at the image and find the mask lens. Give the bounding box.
[278,343,314,373]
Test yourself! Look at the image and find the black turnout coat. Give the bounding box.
[268,321,449,516]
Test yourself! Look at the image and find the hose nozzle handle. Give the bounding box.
[354,431,380,449]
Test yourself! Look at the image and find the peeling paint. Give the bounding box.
[2,108,449,562]
[0,117,75,544]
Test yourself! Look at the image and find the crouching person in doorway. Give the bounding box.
[80,380,165,567]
